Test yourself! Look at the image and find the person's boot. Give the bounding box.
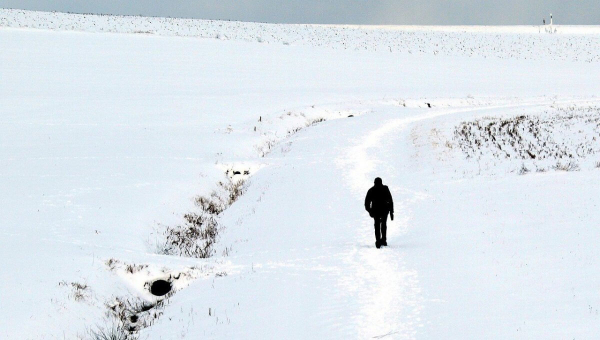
[381,240,387,246]
[375,240,381,249]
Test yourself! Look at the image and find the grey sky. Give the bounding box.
[1,0,599,25]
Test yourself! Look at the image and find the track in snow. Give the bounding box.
[146,98,600,338]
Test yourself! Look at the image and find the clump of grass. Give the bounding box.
[88,320,130,340]
[287,126,303,136]
[105,258,120,271]
[518,163,530,175]
[256,137,277,157]
[125,264,148,274]
[552,161,580,172]
[306,117,326,126]
[63,281,91,302]
[71,282,89,301]
[285,117,326,137]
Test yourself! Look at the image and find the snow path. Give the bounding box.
[334,104,518,338]
[148,106,435,338]
[340,98,579,194]
[149,97,600,339]
[146,103,506,338]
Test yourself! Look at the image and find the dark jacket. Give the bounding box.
[364,184,394,217]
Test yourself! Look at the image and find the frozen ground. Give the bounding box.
[1,9,599,339]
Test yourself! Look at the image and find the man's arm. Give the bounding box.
[387,187,394,213]
[364,189,372,212]
[386,187,394,220]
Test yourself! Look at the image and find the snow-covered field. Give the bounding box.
[1,9,600,339]
[3,9,600,62]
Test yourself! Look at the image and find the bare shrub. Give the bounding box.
[218,179,246,206]
[106,297,166,335]
[159,179,246,258]
[194,193,225,215]
[161,214,217,258]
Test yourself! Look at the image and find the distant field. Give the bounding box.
[2,8,600,61]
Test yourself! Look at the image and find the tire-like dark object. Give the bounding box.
[150,280,172,296]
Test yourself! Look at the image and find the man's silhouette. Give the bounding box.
[364,177,394,248]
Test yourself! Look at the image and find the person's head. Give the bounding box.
[374,177,383,186]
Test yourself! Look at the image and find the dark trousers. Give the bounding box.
[373,213,388,243]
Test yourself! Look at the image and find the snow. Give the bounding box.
[1,9,600,339]
[2,8,600,62]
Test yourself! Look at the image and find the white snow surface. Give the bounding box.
[2,8,600,62]
[1,9,600,339]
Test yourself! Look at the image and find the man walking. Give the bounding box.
[364,177,394,248]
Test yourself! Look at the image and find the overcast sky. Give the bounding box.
[1,0,599,25]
